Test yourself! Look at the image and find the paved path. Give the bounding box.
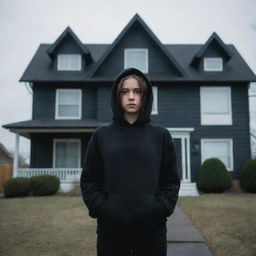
[166,206,213,256]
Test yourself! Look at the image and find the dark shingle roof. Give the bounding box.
[19,14,256,83]
[3,119,109,138]
[3,119,108,129]
[47,26,91,58]
[20,43,256,82]
[88,14,186,78]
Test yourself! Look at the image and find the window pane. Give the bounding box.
[151,86,158,114]
[58,105,79,117]
[204,58,223,71]
[202,140,231,169]
[202,90,230,114]
[55,141,79,168]
[59,91,79,105]
[56,90,81,119]
[58,54,81,71]
[125,49,147,72]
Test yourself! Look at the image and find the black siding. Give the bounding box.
[30,133,91,168]
[32,82,97,120]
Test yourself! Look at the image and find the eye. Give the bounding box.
[120,89,129,94]
[134,89,141,94]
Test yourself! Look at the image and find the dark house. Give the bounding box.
[3,14,256,195]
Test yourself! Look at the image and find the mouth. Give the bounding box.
[127,104,136,107]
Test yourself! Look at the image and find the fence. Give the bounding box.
[0,165,13,193]
[18,168,82,192]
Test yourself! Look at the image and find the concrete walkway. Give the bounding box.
[166,206,213,256]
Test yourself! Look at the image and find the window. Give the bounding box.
[203,57,223,71]
[53,139,81,168]
[55,89,82,119]
[151,86,158,115]
[57,54,82,71]
[200,87,232,125]
[124,49,148,73]
[201,139,233,171]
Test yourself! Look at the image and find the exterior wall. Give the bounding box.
[31,80,251,182]
[32,82,97,120]
[30,133,91,168]
[96,82,250,181]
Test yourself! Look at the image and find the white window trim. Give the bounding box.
[124,48,148,73]
[200,86,232,125]
[203,57,223,72]
[201,138,234,171]
[57,54,82,71]
[151,86,158,115]
[55,89,82,120]
[53,139,81,168]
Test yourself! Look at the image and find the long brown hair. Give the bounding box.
[116,74,148,115]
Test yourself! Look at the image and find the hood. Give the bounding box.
[111,68,153,126]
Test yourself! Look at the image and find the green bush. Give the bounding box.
[30,175,60,196]
[240,158,256,193]
[197,158,232,193]
[3,177,31,198]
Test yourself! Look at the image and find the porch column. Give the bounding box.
[13,133,20,177]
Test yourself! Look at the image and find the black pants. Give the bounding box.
[97,234,167,256]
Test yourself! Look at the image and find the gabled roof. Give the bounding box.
[191,32,234,65]
[47,27,90,58]
[88,13,186,77]
[0,142,13,159]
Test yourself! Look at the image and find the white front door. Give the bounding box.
[168,128,194,182]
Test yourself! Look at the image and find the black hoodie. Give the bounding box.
[80,68,180,237]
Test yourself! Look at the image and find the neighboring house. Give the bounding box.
[0,143,13,165]
[3,14,256,195]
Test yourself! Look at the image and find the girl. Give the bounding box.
[80,68,180,256]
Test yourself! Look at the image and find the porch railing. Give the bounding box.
[18,168,82,182]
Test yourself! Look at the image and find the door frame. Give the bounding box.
[167,128,195,182]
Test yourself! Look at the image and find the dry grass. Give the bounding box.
[0,196,97,256]
[179,193,256,256]
[1,194,255,256]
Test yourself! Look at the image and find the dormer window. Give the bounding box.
[203,57,223,72]
[124,49,148,73]
[57,54,82,71]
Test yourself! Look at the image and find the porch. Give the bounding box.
[17,168,199,195]
[18,168,82,192]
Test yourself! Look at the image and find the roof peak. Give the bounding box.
[47,26,90,58]
[88,13,186,77]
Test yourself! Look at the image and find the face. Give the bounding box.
[120,77,142,115]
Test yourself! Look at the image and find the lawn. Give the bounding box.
[0,196,97,256]
[179,194,256,256]
[0,194,255,256]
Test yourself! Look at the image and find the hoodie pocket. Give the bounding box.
[97,191,167,228]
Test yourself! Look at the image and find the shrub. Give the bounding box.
[197,158,232,193]
[30,175,60,196]
[3,177,31,198]
[240,158,256,193]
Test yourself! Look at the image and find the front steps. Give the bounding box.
[179,182,199,196]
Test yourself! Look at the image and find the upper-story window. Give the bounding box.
[200,86,232,125]
[55,89,82,119]
[203,57,223,72]
[151,86,158,115]
[57,54,82,71]
[124,49,148,73]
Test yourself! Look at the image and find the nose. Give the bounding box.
[128,91,135,99]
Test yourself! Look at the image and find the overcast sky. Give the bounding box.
[0,0,256,161]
